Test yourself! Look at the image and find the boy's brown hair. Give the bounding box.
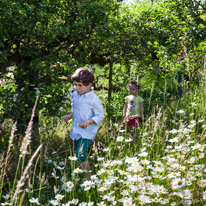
[71,67,94,86]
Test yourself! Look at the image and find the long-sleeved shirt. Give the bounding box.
[70,90,104,141]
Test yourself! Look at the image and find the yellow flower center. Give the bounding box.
[177,181,182,185]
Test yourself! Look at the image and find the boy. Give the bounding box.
[64,67,104,172]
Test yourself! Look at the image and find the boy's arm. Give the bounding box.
[79,119,95,128]
[140,102,144,121]
[80,97,104,128]
[63,113,73,122]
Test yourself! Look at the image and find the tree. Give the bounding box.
[0,0,120,137]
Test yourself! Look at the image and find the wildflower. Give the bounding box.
[97,201,106,206]
[156,185,167,194]
[48,199,59,205]
[138,195,151,204]
[172,178,186,189]
[116,136,124,142]
[118,170,128,175]
[62,202,71,206]
[73,168,83,174]
[170,202,176,206]
[141,159,150,165]
[168,129,179,134]
[176,110,185,114]
[107,170,114,175]
[71,199,79,205]
[199,179,206,187]
[196,171,202,177]
[168,137,178,142]
[29,197,40,205]
[103,148,110,152]
[61,176,67,183]
[48,65,57,69]
[152,197,161,203]
[153,166,164,173]
[7,72,14,78]
[90,175,98,180]
[179,165,186,171]
[55,194,64,200]
[122,197,134,206]
[138,152,148,157]
[188,157,195,164]
[0,202,13,205]
[183,189,192,199]
[113,123,118,127]
[191,102,197,107]
[154,161,163,167]
[186,180,192,186]
[97,157,104,161]
[0,79,5,84]
[69,156,78,161]
[203,191,206,200]
[79,202,87,206]
[66,181,74,188]
[2,195,10,200]
[88,202,94,206]
[97,168,106,175]
[125,138,133,142]
[81,180,93,189]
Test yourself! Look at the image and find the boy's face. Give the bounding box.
[73,81,92,95]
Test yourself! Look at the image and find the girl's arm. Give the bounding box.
[122,102,128,121]
[140,102,144,121]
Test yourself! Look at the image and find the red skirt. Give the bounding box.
[127,117,140,127]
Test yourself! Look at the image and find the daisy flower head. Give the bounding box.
[73,168,83,174]
[125,138,133,142]
[69,156,78,161]
[29,197,40,205]
[113,123,118,127]
[116,136,124,142]
[71,199,79,205]
[138,152,148,157]
[49,199,59,205]
[141,159,150,165]
[97,201,106,206]
[176,110,185,114]
[55,194,64,200]
[2,195,10,200]
[172,178,186,190]
[0,202,13,205]
[79,202,87,206]
[188,157,195,164]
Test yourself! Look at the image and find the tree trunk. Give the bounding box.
[108,60,113,103]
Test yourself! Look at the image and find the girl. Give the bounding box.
[122,81,144,130]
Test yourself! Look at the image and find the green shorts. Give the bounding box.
[74,138,93,162]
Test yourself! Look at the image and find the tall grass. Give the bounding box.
[1,77,206,205]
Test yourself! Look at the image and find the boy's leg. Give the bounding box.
[81,160,90,171]
[75,138,92,170]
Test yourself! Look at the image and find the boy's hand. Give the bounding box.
[79,120,94,128]
[64,114,72,122]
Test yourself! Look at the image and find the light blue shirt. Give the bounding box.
[70,90,104,141]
